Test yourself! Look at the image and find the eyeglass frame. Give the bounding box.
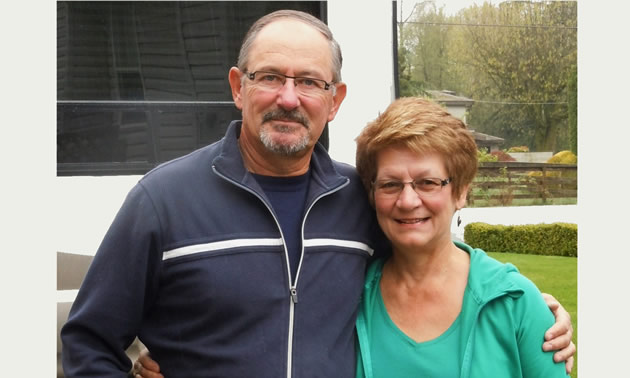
[245,70,334,92]
[371,177,452,198]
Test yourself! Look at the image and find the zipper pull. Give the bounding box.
[290,287,298,304]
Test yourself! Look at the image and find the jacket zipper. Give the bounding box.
[213,165,349,378]
[285,178,349,378]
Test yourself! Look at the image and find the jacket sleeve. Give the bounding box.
[510,273,569,378]
[61,183,163,377]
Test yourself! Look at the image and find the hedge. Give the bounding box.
[463,222,577,257]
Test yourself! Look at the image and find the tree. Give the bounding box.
[398,1,577,152]
[398,2,455,95]
[457,1,577,151]
[567,64,577,154]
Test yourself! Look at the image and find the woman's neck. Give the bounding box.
[385,241,467,287]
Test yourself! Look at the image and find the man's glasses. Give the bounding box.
[245,71,334,95]
[372,177,452,198]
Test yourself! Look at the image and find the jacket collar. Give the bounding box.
[212,120,348,197]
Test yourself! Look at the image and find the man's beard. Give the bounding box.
[260,109,311,156]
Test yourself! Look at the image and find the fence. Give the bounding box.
[469,162,577,207]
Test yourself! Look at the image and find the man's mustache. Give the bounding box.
[262,109,309,128]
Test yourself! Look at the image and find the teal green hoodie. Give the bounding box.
[355,241,568,378]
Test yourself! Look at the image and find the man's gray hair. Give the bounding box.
[237,9,343,83]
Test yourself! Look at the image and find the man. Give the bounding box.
[61,10,574,378]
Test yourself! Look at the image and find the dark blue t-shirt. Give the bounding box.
[252,171,310,283]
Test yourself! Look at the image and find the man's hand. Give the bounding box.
[541,292,576,374]
[132,349,163,378]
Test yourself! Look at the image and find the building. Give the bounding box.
[426,90,504,151]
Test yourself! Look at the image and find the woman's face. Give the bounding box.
[373,146,467,253]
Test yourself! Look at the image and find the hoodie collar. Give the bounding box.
[455,241,524,305]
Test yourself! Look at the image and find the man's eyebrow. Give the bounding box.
[259,67,328,79]
[296,70,331,80]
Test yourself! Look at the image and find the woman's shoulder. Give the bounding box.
[456,241,544,299]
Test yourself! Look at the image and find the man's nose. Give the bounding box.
[276,79,301,110]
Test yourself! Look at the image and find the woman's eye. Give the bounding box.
[381,181,400,189]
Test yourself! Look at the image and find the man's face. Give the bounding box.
[229,19,346,159]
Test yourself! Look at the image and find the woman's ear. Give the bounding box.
[456,184,470,209]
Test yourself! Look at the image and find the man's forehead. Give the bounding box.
[252,19,329,54]
[248,19,333,76]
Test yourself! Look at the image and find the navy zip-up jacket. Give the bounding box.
[61,121,386,378]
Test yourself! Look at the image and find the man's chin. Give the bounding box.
[261,130,310,156]
[264,139,310,156]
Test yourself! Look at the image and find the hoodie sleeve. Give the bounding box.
[510,273,569,378]
[60,183,163,377]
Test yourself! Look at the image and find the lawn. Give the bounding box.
[488,252,578,378]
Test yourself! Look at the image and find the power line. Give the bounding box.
[471,99,568,105]
[401,21,576,30]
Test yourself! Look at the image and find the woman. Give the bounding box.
[132,98,574,378]
[353,97,567,377]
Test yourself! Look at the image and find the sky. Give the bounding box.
[400,0,579,20]
[399,0,482,20]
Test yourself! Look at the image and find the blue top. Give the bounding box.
[252,171,310,282]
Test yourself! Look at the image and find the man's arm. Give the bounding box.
[61,184,161,376]
[542,292,576,374]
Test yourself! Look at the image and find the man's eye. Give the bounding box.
[300,78,316,86]
[261,74,280,82]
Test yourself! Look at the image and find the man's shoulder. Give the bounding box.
[141,120,238,184]
[140,141,222,186]
[330,159,358,175]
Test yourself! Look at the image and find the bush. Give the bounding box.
[477,149,498,163]
[546,150,577,164]
[490,150,516,162]
[507,146,529,153]
[528,150,578,178]
[463,222,577,257]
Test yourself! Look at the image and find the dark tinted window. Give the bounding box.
[57,1,326,176]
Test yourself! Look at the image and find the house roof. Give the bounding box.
[470,129,505,145]
[426,90,474,107]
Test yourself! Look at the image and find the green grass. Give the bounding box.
[488,252,578,378]
[469,197,577,207]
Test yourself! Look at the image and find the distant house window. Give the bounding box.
[57,1,326,176]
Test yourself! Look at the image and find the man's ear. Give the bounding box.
[327,82,347,122]
[228,67,244,110]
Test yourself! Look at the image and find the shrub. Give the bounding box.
[528,150,578,178]
[546,150,577,164]
[463,222,577,257]
[507,146,530,153]
[477,149,498,163]
[491,150,516,162]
